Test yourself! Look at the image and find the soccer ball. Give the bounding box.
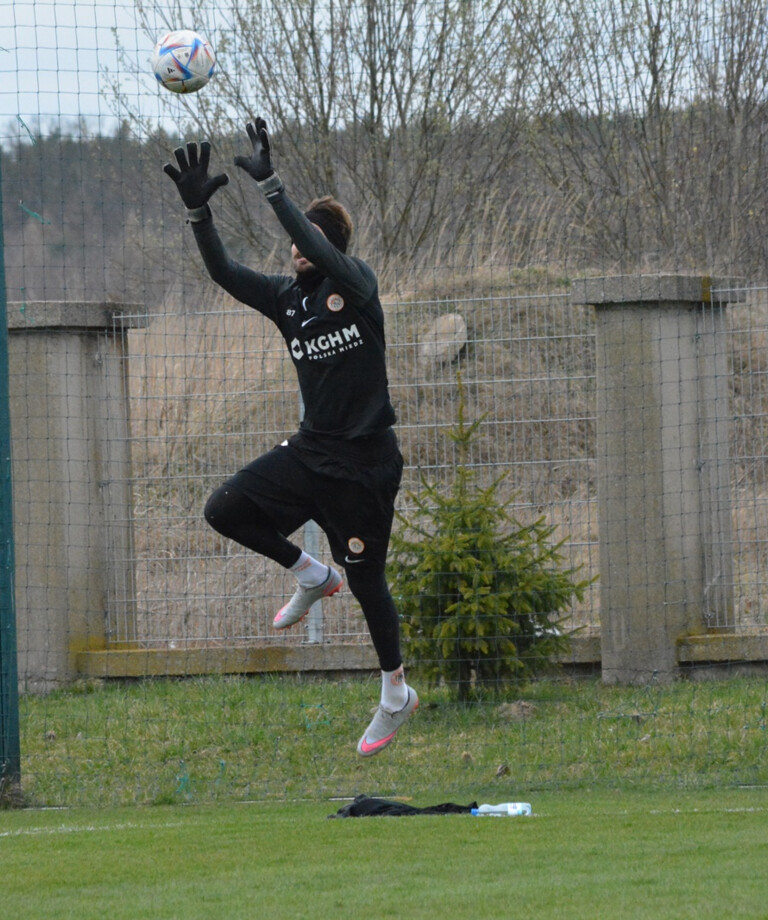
[152,30,215,94]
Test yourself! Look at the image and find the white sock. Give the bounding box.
[290,552,329,588]
[381,666,409,712]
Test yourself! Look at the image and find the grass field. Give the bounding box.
[15,674,768,807]
[2,788,767,919]
[5,674,768,917]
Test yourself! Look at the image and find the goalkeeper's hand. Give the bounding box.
[234,118,276,182]
[163,141,229,209]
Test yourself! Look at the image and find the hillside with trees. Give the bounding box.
[4,0,768,309]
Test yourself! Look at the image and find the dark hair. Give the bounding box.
[305,196,353,251]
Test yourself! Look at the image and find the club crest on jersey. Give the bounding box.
[326,293,344,312]
[347,537,365,555]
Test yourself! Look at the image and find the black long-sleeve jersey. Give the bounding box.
[191,189,397,451]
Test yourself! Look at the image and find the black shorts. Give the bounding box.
[226,435,403,571]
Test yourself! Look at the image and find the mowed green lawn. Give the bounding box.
[2,787,766,920]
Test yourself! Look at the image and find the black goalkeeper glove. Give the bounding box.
[234,118,284,196]
[163,141,229,218]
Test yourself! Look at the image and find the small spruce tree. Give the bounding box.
[389,379,590,702]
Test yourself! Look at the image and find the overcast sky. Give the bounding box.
[0,0,177,140]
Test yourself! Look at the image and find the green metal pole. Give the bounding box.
[0,148,21,794]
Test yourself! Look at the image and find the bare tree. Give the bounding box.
[687,0,768,270]
[118,0,539,268]
[107,0,768,279]
[521,0,698,268]
[523,0,768,275]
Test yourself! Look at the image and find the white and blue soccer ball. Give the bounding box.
[152,30,216,94]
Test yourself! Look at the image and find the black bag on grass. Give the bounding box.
[328,794,477,818]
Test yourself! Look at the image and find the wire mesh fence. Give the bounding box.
[4,0,768,805]
[728,286,768,628]
[116,287,599,649]
[106,282,768,650]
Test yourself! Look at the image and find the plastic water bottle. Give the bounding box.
[471,802,532,816]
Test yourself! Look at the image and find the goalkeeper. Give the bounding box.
[163,119,418,756]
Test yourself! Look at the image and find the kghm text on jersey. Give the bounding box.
[290,324,363,361]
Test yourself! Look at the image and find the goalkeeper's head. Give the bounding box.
[304,196,353,253]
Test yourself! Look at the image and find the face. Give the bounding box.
[292,223,326,274]
[291,242,314,273]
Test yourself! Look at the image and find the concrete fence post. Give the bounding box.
[7,302,146,691]
[571,276,743,684]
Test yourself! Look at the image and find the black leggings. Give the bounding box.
[204,484,402,672]
[205,483,301,568]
